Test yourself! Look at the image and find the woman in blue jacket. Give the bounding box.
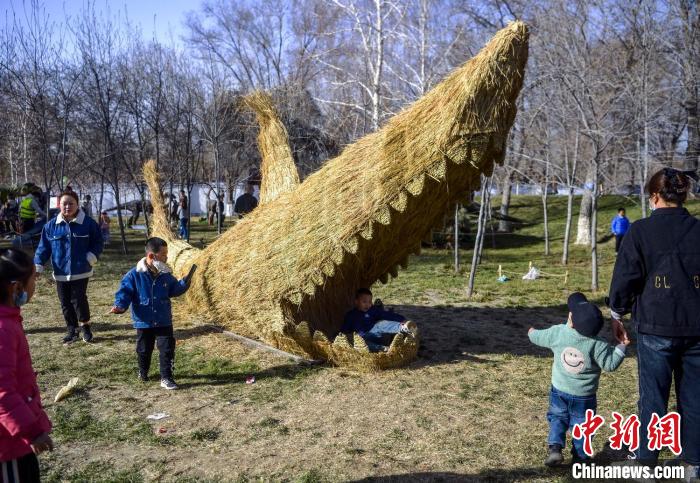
[34,191,103,344]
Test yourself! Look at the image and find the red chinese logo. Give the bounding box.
[647,412,682,456]
[608,412,640,452]
[571,409,605,457]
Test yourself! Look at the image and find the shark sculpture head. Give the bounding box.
[147,22,529,369]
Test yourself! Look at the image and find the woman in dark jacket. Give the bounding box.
[34,191,103,344]
[609,168,700,476]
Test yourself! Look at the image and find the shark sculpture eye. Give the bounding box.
[143,22,530,370]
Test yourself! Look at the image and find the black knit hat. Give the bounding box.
[568,292,604,337]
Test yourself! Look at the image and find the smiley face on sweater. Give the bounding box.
[561,347,586,374]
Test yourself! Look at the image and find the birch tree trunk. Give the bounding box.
[498,172,513,232]
[575,169,593,246]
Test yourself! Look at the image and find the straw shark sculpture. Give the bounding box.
[144,22,529,369]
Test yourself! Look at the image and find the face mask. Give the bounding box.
[14,290,28,307]
[152,260,172,274]
[649,199,656,212]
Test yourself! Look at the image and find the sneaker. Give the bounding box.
[81,324,93,343]
[160,379,178,390]
[685,464,700,483]
[400,321,418,338]
[545,445,564,467]
[62,328,79,345]
[138,371,149,382]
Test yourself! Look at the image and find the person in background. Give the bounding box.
[234,184,258,218]
[177,200,188,240]
[0,248,54,480]
[99,211,111,246]
[34,191,103,344]
[609,168,700,478]
[19,186,46,234]
[610,207,630,254]
[81,194,93,219]
[0,201,13,234]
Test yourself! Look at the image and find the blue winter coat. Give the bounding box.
[341,306,405,335]
[114,259,189,329]
[611,215,630,236]
[34,209,103,281]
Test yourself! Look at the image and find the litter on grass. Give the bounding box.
[54,377,79,403]
[522,267,540,280]
[146,412,171,421]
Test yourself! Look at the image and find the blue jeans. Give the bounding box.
[179,218,188,240]
[547,386,597,459]
[361,320,403,352]
[636,333,700,465]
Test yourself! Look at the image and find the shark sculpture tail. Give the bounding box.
[143,161,200,276]
[244,92,300,205]
[145,21,529,370]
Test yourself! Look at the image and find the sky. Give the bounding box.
[7,0,196,47]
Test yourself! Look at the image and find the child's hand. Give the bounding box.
[109,306,126,314]
[30,432,53,455]
[528,327,535,334]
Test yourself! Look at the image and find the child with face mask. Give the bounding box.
[110,238,192,390]
[0,249,53,480]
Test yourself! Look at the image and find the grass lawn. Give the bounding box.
[3,196,699,482]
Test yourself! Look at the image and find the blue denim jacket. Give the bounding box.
[34,209,103,281]
[114,258,189,329]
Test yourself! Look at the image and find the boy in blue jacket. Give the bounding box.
[341,288,417,351]
[610,208,630,253]
[110,238,191,390]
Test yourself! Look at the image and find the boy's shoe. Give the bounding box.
[138,371,149,382]
[400,321,418,338]
[545,445,564,467]
[81,324,94,343]
[62,328,79,345]
[160,378,178,390]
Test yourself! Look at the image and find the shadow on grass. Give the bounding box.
[348,466,571,482]
[389,303,628,368]
[24,325,66,334]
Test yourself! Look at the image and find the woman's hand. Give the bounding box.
[611,317,630,345]
[30,433,53,455]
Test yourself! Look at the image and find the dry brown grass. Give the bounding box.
[244,91,300,205]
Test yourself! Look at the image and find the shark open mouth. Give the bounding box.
[144,22,529,370]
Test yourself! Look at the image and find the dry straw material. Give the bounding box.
[244,91,300,205]
[145,22,529,370]
[143,160,200,277]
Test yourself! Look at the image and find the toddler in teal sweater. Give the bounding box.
[528,292,629,467]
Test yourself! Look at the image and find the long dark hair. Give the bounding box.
[645,168,698,205]
[0,248,34,304]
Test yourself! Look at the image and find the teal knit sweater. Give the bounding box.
[529,323,627,396]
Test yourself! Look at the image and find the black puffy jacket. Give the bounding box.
[608,207,700,337]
